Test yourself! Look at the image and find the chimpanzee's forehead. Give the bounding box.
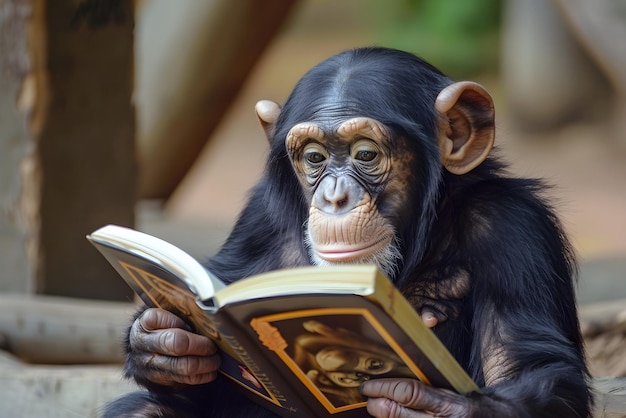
[283,100,401,143]
[286,117,390,144]
[294,97,387,128]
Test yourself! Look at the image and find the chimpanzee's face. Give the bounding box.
[285,116,416,278]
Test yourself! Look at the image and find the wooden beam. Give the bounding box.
[136,0,298,198]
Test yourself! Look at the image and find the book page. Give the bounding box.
[89,225,225,299]
[213,266,380,307]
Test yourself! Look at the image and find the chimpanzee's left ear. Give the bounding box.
[435,81,495,175]
[255,100,281,142]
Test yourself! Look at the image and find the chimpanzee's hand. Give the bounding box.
[127,308,221,387]
[361,378,476,418]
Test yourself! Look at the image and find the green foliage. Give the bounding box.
[367,0,502,78]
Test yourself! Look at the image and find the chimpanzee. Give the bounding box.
[104,47,592,417]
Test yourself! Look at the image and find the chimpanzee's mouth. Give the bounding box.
[315,236,392,263]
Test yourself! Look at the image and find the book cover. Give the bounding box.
[88,225,478,417]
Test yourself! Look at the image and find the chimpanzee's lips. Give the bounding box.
[315,236,392,262]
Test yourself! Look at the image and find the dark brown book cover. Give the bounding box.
[88,225,478,417]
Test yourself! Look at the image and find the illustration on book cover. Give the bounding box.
[251,308,429,413]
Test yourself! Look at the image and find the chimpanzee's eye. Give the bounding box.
[354,150,377,162]
[303,141,328,166]
[351,139,381,163]
[305,152,326,164]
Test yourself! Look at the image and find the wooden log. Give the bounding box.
[580,299,626,337]
[0,351,138,418]
[580,299,626,378]
[0,294,135,364]
[593,377,626,418]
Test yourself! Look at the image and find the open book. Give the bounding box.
[87,224,478,418]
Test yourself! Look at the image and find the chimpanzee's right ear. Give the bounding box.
[255,100,281,142]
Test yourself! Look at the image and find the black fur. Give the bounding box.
[104,47,592,417]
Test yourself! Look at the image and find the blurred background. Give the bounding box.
[137,0,626,304]
[1,0,625,416]
[140,0,626,261]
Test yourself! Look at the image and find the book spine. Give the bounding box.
[204,308,315,417]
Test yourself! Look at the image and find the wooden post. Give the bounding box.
[0,0,136,300]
